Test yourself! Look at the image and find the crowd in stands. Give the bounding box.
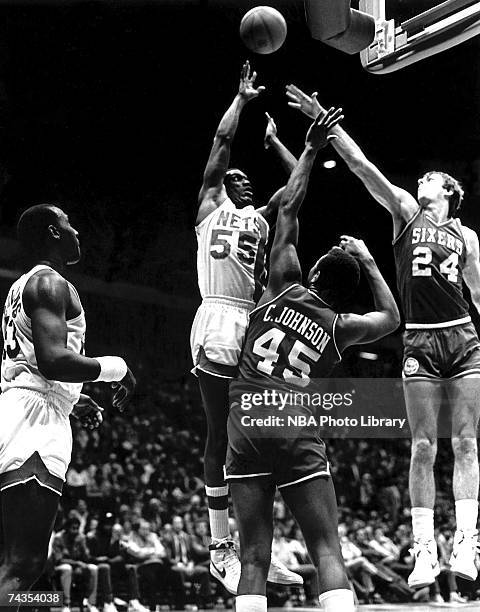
[40,368,480,609]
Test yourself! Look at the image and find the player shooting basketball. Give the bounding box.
[191,61,302,594]
[286,84,480,589]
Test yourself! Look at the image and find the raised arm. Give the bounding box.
[263,112,297,175]
[259,108,343,304]
[258,113,297,225]
[286,85,418,236]
[335,236,400,350]
[196,61,265,226]
[461,225,480,314]
[257,113,299,224]
[25,270,135,410]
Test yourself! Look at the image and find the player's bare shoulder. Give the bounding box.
[23,268,79,319]
[196,185,228,226]
[460,223,480,256]
[397,188,420,221]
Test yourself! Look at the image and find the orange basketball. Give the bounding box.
[240,6,287,55]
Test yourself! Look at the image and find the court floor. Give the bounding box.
[166,604,480,611]
[261,605,476,610]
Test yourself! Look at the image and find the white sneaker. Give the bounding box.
[450,591,468,604]
[449,529,480,581]
[127,600,150,612]
[61,606,71,612]
[103,603,118,612]
[408,539,440,588]
[113,599,127,608]
[267,554,303,585]
[430,593,445,603]
[209,539,241,595]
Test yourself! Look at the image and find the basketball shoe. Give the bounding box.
[209,539,241,594]
[268,554,303,585]
[408,539,440,588]
[449,529,480,581]
[210,539,303,593]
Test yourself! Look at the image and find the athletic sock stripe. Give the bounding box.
[207,495,229,510]
[205,485,228,497]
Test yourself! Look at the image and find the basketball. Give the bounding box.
[240,6,287,55]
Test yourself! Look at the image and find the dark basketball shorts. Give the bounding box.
[403,321,480,381]
[0,451,64,495]
[225,405,330,489]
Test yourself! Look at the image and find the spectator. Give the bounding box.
[339,523,383,604]
[66,458,90,501]
[437,529,468,604]
[369,526,400,565]
[69,499,90,535]
[50,517,99,612]
[190,520,210,567]
[124,519,184,609]
[272,525,319,607]
[164,516,213,609]
[87,513,149,612]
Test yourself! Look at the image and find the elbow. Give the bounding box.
[37,360,57,381]
[214,130,232,143]
[471,291,480,312]
[37,354,63,381]
[387,307,401,333]
[346,154,367,175]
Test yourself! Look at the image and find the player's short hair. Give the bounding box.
[309,247,360,305]
[17,204,62,254]
[423,171,464,217]
[224,168,247,190]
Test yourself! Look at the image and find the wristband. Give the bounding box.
[93,356,128,383]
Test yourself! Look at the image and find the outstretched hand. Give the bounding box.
[239,60,265,102]
[305,107,343,150]
[264,112,277,149]
[286,84,322,120]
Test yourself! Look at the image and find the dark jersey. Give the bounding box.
[237,283,340,386]
[393,208,469,326]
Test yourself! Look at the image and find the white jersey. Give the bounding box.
[196,198,269,304]
[1,265,85,410]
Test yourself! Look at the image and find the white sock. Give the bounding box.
[455,499,479,533]
[319,589,355,611]
[411,507,434,542]
[205,484,230,541]
[235,595,267,612]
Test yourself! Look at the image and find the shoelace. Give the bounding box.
[408,540,436,558]
[455,531,480,554]
[222,547,241,570]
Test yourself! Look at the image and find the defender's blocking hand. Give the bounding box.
[340,235,373,261]
[286,84,322,120]
[305,107,343,150]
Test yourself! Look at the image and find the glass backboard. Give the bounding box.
[360,0,480,73]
